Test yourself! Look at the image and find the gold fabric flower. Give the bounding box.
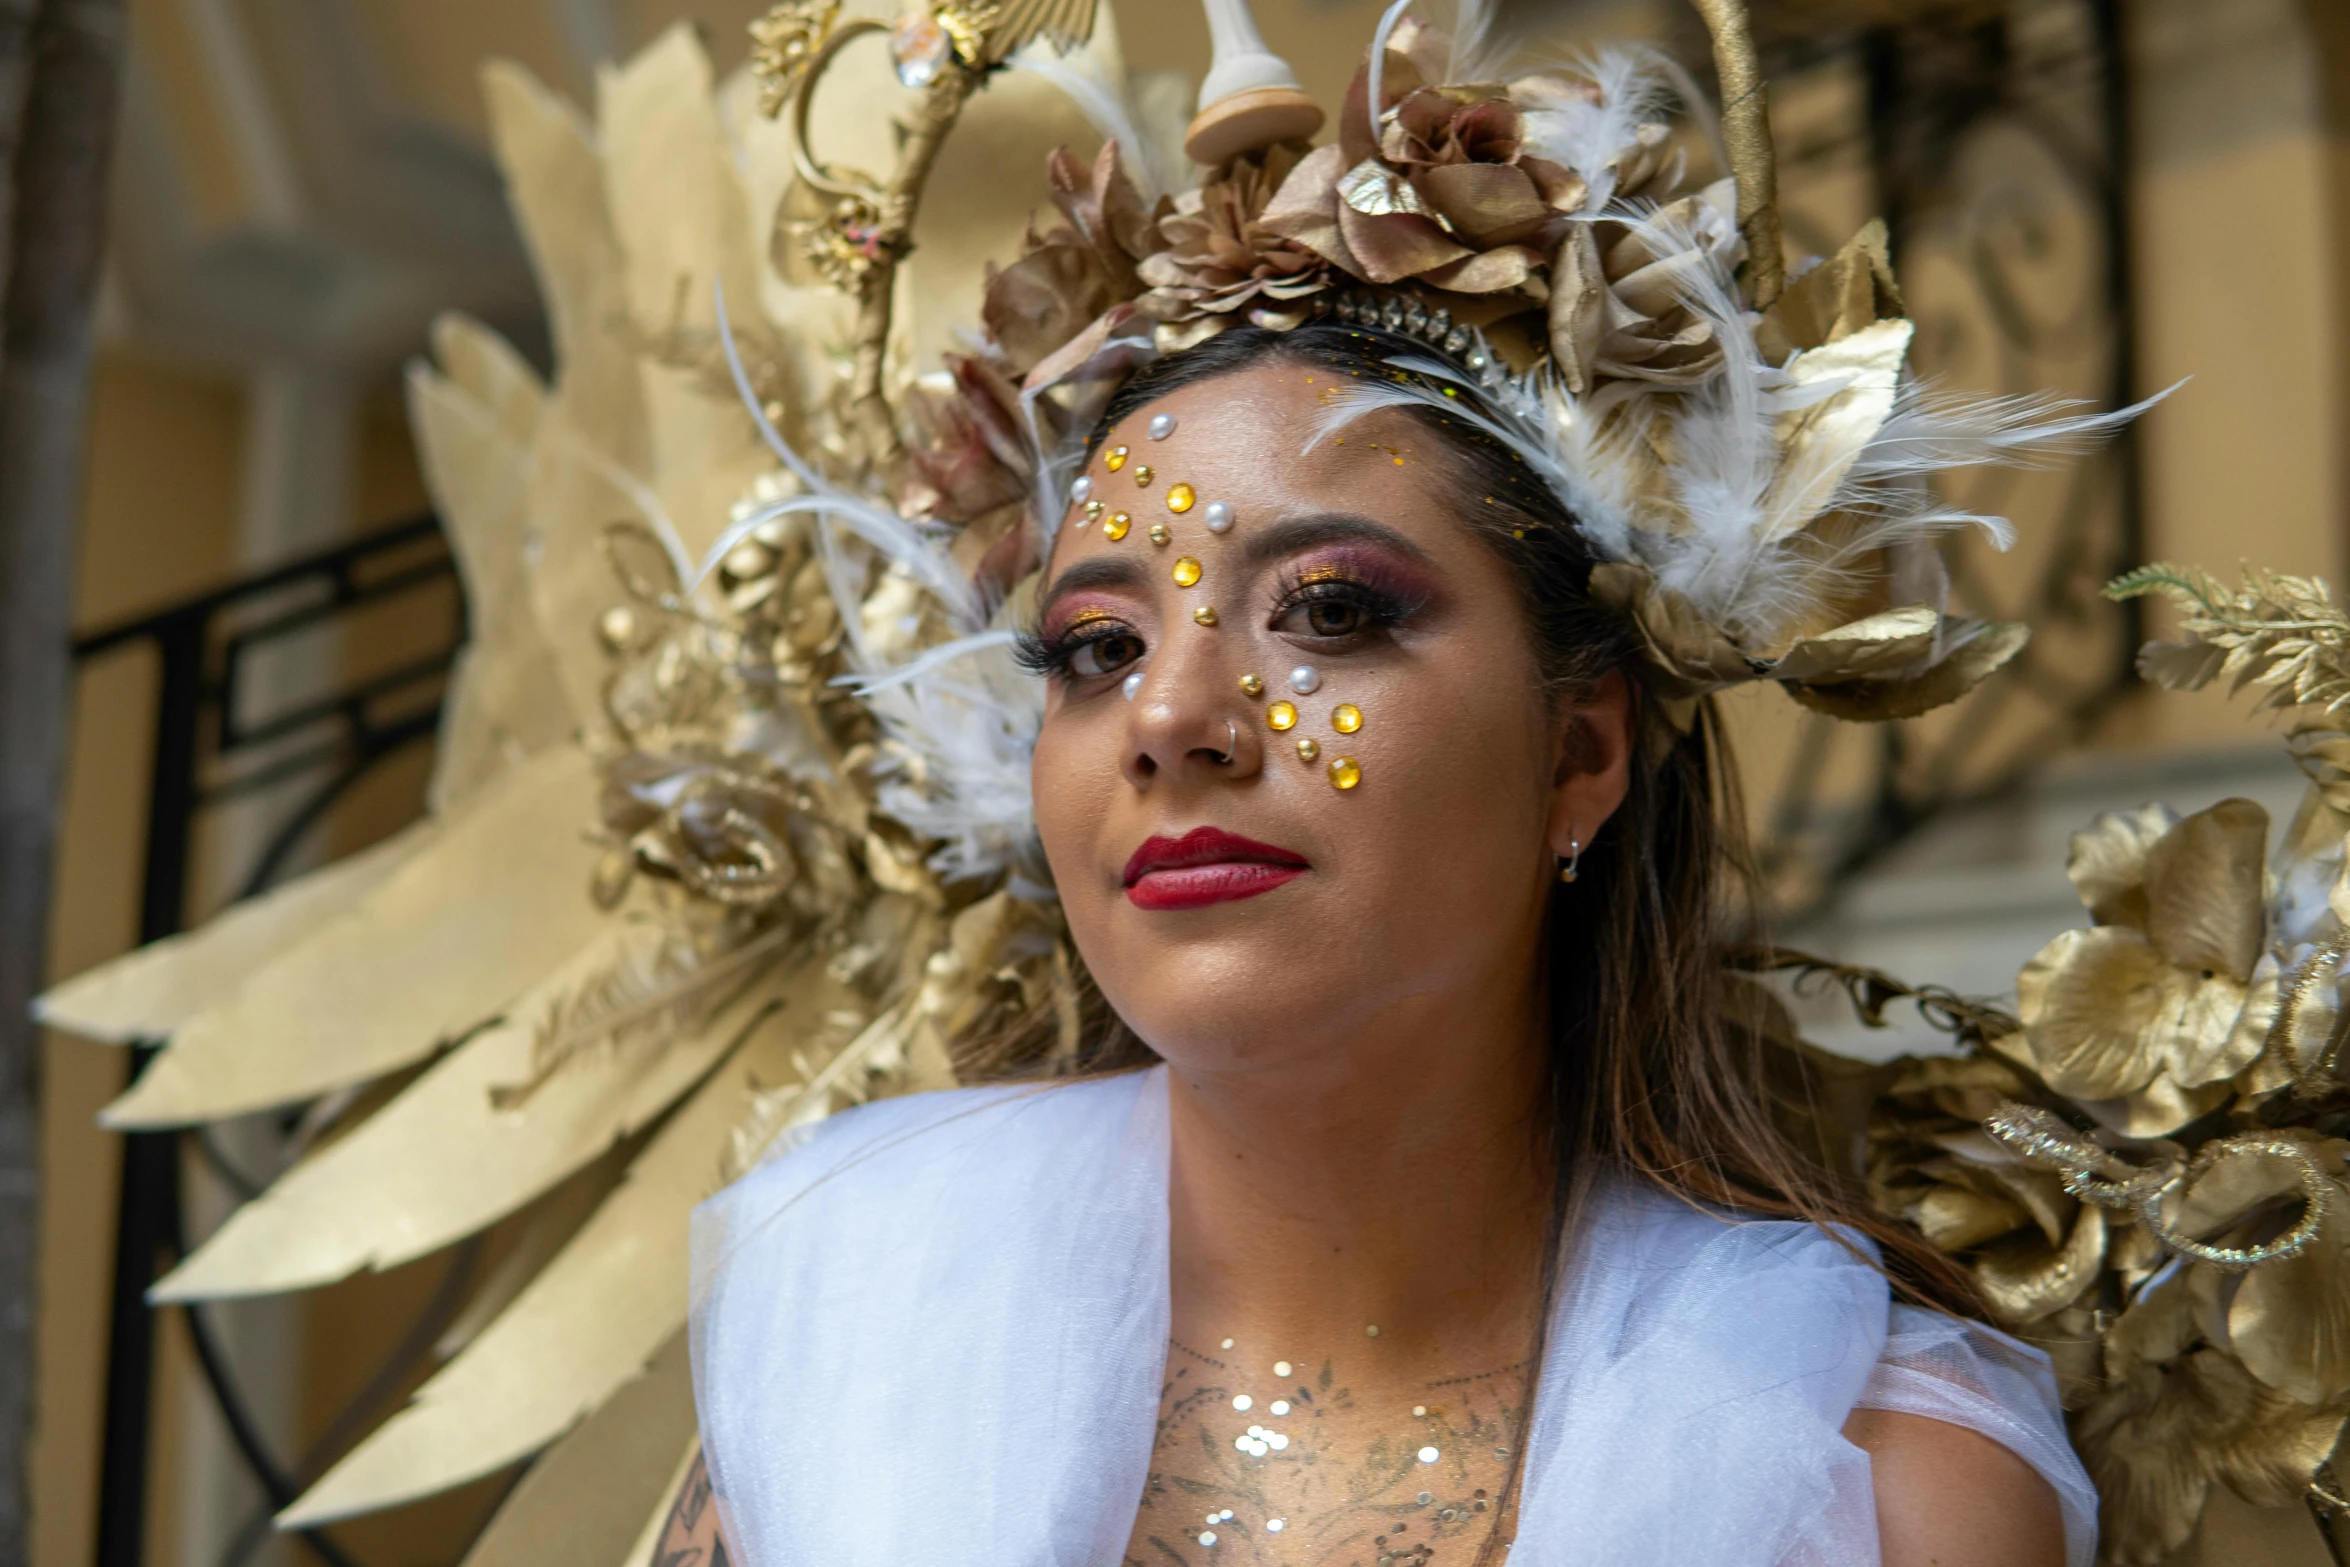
[1546,180,1739,394]
[1258,23,1592,305]
[980,141,1166,378]
[1136,144,1332,351]
[1867,1054,2113,1326]
[2009,800,2280,1135]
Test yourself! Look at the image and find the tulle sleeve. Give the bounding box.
[1855,1303,2098,1567]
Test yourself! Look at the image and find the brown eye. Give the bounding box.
[1305,601,1364,637]
[1068,631,1145,677]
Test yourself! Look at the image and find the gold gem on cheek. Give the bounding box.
[1266,701,1296,731]
[1296,737,1320,762]
[1102,511,1131,541]
[1149,523,1172,546]
[1333,703,1363,734]
[1329,756,1362,790]
[1239,673,1264,697]
[1133,463,1154,488]
[1172,556,1202,588]
[1105,444,1128,472]
[1193,605,1219,626]
[1167,481,1196,513]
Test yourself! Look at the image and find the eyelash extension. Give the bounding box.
[1264,564,1425,632]
[1013,617,1141,679]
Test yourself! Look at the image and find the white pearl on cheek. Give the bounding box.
[1287,665,1321,695]
[1203,501,1233,533]
[1122,668,1146,702]
[1148,412,1177,440]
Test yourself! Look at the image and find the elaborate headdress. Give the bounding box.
[35,3,2219,1562]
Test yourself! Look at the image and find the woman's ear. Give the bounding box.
[1546,669,1634,861]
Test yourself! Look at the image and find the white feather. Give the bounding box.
[1011,53,1170,200]
[1367,0,1412,150]
[850,622,1043,884]
[1519,49,1679,214]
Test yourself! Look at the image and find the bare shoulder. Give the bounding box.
[1843,1407,2066,1567]
[653,1450,734,1567]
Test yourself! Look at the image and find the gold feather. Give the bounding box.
[99,747,608,1129]
[150,930,798,1303]
[276,958,876,1527]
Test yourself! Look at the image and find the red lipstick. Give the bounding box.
[1122,827,1309,911]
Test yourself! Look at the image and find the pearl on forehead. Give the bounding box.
[1148,412,1177,440]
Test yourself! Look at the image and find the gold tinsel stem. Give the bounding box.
[1686,0,1783,310]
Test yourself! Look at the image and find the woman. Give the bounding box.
[660,320,2094,1565]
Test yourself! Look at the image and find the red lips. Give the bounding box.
[1122,827,1310,911]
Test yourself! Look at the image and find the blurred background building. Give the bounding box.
[18,0,2350,1563]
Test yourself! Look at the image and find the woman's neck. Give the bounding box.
[1161,977,1556,1372]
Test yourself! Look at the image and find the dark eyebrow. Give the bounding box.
[1039,553,1150,604]
[1239,512,1436,571]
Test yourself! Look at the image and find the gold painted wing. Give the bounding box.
[35,822,429,1043]
[149,928,811,1302]
[455,1332,695,1567]
[100,747,608,1128]
[273,978,915,1526]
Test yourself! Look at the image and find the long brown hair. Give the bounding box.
[975,320,1978,1317]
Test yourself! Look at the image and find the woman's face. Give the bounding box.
[1028,360,1630,1076]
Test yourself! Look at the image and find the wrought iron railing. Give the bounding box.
[73,514,463,1567]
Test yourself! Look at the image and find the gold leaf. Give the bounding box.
[2065,803,2180,930]
[2229,1199,2350,1405]
[1780,618,2028,721]
[1763,605,1938,684]
[2143,799,2269,983]
[2017,925,2183,1100]
[1910,1179,2032,1251]
[2104,1272,2198,1382]
[2074,1359,2215,1565]
[1976,1202,2104,1326]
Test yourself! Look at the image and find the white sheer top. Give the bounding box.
[691,1067,2095,1566]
